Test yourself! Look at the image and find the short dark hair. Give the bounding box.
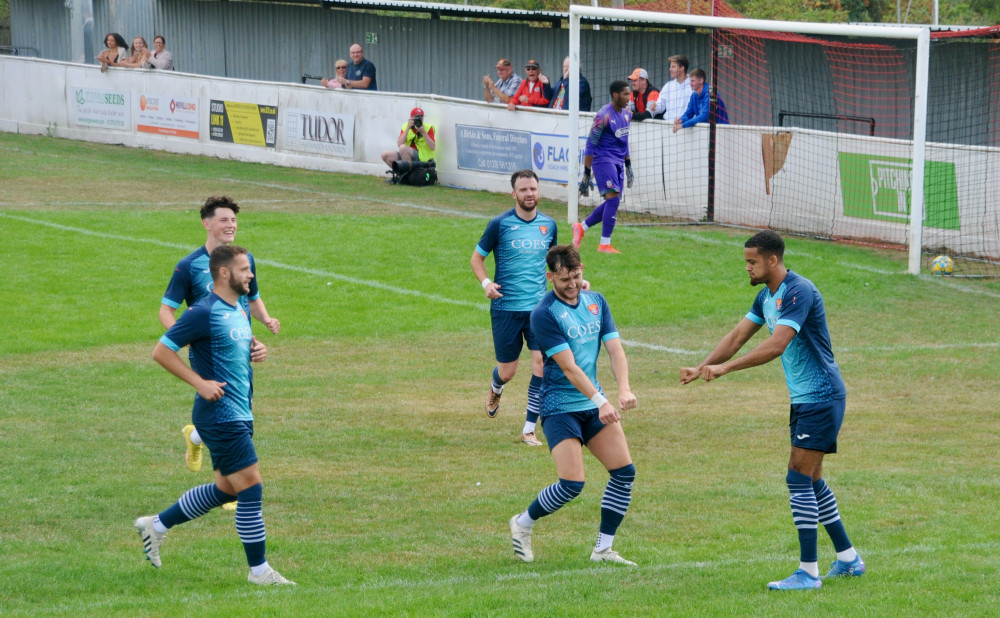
[690,68,707,81]
[154,35,165,45]
[546,244,583,273]
[209,245,248,280]
[609,79,629,97]
[201,195,240,220]
[510,169,539,189]
[668,54,689,72]
[745,230,785,259]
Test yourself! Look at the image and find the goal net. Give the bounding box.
[568,4,1000,276]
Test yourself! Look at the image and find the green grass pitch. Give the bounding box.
[1,132,999,616]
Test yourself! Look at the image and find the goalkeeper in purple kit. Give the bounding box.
[573,80,633,255]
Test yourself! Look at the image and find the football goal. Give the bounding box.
[567,7,1000,276]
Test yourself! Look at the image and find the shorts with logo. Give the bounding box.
[540,409,606,452]
[491,308,538,363]
[591,161,623,197]
[789,398,845,454]
[195,420,259,476]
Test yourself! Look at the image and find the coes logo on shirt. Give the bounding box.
[566,320,601,339]
[510,239,549,250]
[229,326,253,341]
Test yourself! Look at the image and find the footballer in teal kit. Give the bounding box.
[508,245,638,565]
[136,245,294,586]
[680,230,864,591]
[159,196,279,479]
[471,170,558,446]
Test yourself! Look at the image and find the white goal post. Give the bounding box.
[567,6,930,275]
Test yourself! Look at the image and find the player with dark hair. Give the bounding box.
[471,170,559,446]
[680,230,864,591]
[509,244,638,564]
[159,196,279,487]
[573,80,633,254]
[136,245,294,585]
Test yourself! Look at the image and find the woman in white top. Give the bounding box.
[96,33,129,72]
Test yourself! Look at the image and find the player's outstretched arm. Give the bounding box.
[703,324,794,381]
[604,338,636,411]
[249,298,280,334]
[153,342,226,401]
[680,317,761,384]
[550,349,621,425]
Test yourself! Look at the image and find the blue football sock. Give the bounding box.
[787,469,819,563]
[813,478,853,552]
[236,483,267,568]
[525,375,542,424]
[527,478,584,521]
[158,483,233,529]
[599,463,635,536]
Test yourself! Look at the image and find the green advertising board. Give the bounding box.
[838,152,959,230]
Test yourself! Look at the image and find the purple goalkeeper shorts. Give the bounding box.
[592,161,623,197]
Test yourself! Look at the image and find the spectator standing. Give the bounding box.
[549,56,593,112]
[673,68,729,132]
[649,55,691,121]
[508,60,552,110]
[483,59,523,104]
[627,68,659,122]
[337,43,377,91]
[96,33,128,72]
[381,107,436,174]
[148,35,174,70]
[322,60,349,89]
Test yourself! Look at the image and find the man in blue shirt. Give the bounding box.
[573,80,633,254]
[136,245,294,585]
[680,230,864,591]
[472,170,559,446]
[160,196,279,478]
[508,245,638,565]
[673,68,729,132]
[342,43,377,90]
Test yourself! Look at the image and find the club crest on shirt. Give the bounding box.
[776,298,782,311]
[587,303,599,315]
[539,225,548,235]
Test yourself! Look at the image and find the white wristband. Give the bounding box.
[481,278,492,289]
[590,392,608,409]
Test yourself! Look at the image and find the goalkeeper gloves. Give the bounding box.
[625,159,634,189]
[579,167,592,197]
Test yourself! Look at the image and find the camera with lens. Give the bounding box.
[413,116,423,128]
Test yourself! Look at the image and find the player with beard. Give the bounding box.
[472,170,560,446]
[135,245,294,586]
[160,196,279,490]
[680,230,864,590]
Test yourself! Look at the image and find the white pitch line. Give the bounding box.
[3,212,995,355]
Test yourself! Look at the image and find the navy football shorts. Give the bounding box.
[491,309,537,363]
[789,399,846,454]
[540,409,606,452]
[195,420,259,476]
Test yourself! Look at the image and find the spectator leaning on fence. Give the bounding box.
[337,43,377,90]
[673,68,729,133]
[484,59,523,104]
[650,55,691,121]
[508,60,552,110]
[627,68,659,122]
[148,35,174,70]
[549,57,593,112]
[322,60,349,89]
